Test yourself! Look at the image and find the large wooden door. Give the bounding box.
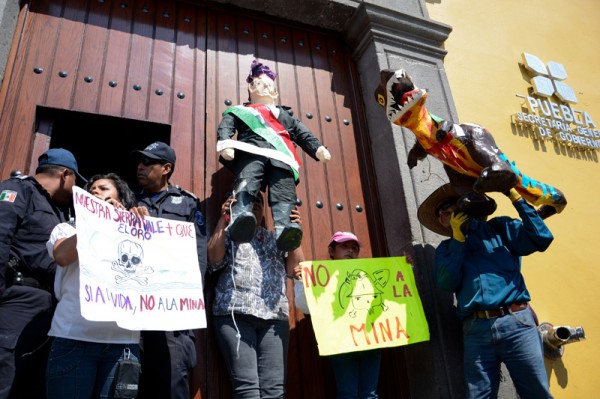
[0,1,406,398]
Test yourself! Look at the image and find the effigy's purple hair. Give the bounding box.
[246,59,277,83]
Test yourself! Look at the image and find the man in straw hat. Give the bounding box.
[417,184,555,399]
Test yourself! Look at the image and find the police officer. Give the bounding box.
[0,148,85,399]
[131,141,207,399]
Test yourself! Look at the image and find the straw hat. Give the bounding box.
[418,184,499,236]
[417,184,461,237]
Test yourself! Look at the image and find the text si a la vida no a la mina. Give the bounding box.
[82,283,205,315]
[73,187,206,329]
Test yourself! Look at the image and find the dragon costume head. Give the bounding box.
[374,68,566,220]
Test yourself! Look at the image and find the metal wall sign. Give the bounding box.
[513,52,599,150]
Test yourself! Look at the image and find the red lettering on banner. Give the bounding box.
[350,323,370,345]
[396,270,405,282]
[349,317,410,346]
[393,283,413,298]
[304,263,330,287]
[140,294,155,311]
[180,297,205,310]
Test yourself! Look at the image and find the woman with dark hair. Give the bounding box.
[45,173,142,399]
[85,172,137,210]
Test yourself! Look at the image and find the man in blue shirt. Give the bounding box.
[417,183,554,399]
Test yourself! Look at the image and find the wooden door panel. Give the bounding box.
[29,117,53,176]
[72,0,110,114]
[172,5,205,198]
[326,35,373,256]
[98,0,132,117]
[189,6,208,196]
[123,2,154,120]
[0,0,58,175]
[293,30,338,261]
[253,20,276,77]
[235,17,258,105]
[148,1,176,123]
[203,9,221,223]
[44,0,86,109]
[313,31,360,256]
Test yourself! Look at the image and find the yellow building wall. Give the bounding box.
[426,1,600,397]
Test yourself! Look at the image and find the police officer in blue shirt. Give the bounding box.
[0,148,85,399]
[131,141,207,399]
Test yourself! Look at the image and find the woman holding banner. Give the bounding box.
[45,173,143,399]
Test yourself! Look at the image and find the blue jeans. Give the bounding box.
[46,337,140,399]
[329,349,381,399]
[462,307,553,399]
[213,314,289,399]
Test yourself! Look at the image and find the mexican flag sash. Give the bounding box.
[218,104,301,181]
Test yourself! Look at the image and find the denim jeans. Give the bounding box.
[329,349,381,399]
[462,307,553,399]
[213,314,289,399]
[46,337,140,399]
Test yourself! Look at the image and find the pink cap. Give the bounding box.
[328,231,361,247]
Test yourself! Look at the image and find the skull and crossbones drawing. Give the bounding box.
[111,239,153,285]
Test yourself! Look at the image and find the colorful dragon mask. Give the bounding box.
[374,69,566,219]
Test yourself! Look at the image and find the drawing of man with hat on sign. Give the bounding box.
[217,59,331,251]
[417,183,555,398]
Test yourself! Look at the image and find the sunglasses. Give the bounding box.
[436,199,457,217]
[140,156,165,166]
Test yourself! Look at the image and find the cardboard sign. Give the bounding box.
[299,257,429,355]
[73,186,206,331]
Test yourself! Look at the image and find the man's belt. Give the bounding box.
[467,302,528,319]
[7,256,41,288]
[12,272,41,288]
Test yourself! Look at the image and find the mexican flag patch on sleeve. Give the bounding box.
[0,190,17,202]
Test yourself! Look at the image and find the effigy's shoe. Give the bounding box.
[473,163,519,194]
[536,205,557,220]
[276,225,303,252]
[456,192,497,219]
[229,212,256,244]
